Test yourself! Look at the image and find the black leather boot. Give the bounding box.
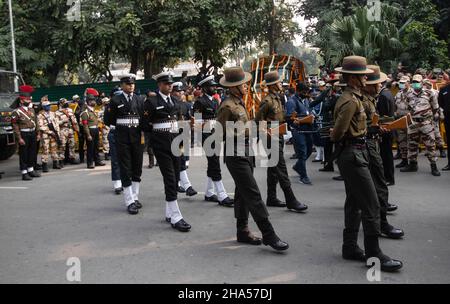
[59,160,64,168]
[53,161,61,169]
[365,236,402,272]
[236,219,262,245]
[395,159,408,168]
[431,163,441,176]
[256,219,289,251]
[22,173,33,181]
[342,230,365,261]
[28,170,41,178]
[400,161,417,172]
[42,163,49,173]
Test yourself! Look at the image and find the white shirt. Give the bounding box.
[159,92,173,105]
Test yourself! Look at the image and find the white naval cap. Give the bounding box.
[198,75,218,87]
[153,71,175,83]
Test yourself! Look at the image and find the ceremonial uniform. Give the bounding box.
[104,77,144,214]
[173,82,197,197]
[194,75,233,206]
[332,56,402,272]
[10,85,41,180]
[56,99,79,165]
[141,72,191,232]
[361,65,403,240]
[255,71,308,212]
[80,105,102,168]
[38,100,61,170]
[217,67,288,251]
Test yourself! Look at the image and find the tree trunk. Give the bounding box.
[130,49,139,75]
[268,0,276,55]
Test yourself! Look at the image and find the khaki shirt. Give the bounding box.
[331,87,367,142]
[361,92,377,127]
[406,88,439,119]
[11,106,39,139]
[217,94,249,139]
[255,92,285,123]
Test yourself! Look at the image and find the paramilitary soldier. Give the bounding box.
[56,98,79,166]
[360,65,404,239]
[332,56,402,272]
[401,74,441,176]
[141,72,191,232]
[38,96,61,172]
[217,67,289,251]
[172,81,198,197]
[10,85,41,181]
[255,71,308,212]
[81,90,106,169]
[104,75,144,215]
[394,76,412,169]
[194,75,234,207]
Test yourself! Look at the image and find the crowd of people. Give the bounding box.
[8,59,450,274]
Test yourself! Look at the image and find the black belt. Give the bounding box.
[343,137,366,148]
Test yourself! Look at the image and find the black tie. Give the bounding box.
[167,97,173,106]
[128,94,132,103]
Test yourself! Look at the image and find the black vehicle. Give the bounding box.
[0,69,25,160]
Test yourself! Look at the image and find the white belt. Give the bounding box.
[20,128,35,132]
[153,121,179,133]
[110,125,116,130]
[89,126,98,129]
[116,118,140,126]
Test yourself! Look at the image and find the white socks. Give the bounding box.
[131,182,140,201]
[113,180,122,190]
[315,147,324,161]
[179,170,192,190]
[123,186,134,207]
[27,167,34,173]
[213,180,228,202]
[167,200,183,224]
[205,177,215,197]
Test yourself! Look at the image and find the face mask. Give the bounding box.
[398,83,405,90]
[412,83,422,90]
[43,106,51,112]
[63,103,69,108]
[22,101,31,107]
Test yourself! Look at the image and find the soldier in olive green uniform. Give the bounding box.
[332,56,402,272]
[80,93,105,169]
[361,65,404,239]
[217,67,289,252]
[255,71,308,212]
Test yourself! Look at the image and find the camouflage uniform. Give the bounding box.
[406,88,439,164]
[38,110,60,163]
[97,105,110,155]
[394,88,412,160]
[56,107,78,161]
[429,89,445,150]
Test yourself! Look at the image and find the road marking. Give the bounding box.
[0,187,29,190]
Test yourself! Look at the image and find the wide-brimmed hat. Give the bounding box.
[366,65,388,85]
[262,71,282,86]
[219,67,252,87]
[335,56,373,74]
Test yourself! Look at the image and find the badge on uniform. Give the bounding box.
[157,106,164,110]
[118,104,124,108]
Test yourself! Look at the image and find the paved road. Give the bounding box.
[1,146,449,284]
